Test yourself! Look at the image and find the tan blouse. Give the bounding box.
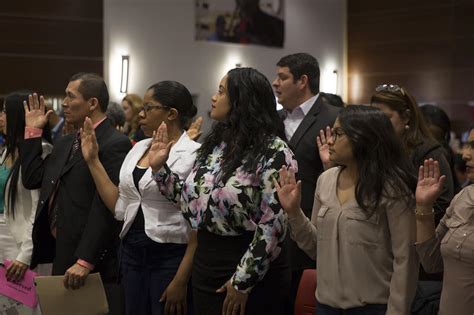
[416,184,474,315]
[288,167,418,314]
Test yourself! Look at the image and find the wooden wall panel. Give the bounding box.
[348,0,474,134]
[0,0,103,96]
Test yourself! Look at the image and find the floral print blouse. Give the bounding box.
[154,137,297,292]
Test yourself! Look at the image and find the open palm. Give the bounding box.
[80,117,99,163]
[24,93,53,129]
[316,126,333,170]
[416,159,446,208]
[187,116,203,141]
[274,166,301,218]
[149,122,174,173]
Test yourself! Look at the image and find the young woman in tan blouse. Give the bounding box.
[276,105,419,314]
[415,128,474,315]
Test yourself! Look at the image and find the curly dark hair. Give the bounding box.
[197,67,286,182]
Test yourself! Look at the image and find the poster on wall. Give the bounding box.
[195,0,284,48]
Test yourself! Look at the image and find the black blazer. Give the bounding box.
[280,97,340,271]
[20,119,131,281]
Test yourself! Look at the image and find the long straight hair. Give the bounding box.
[339,105,416,217]
[2,91,51,218]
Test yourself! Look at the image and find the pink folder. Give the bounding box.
[0,259,38,308]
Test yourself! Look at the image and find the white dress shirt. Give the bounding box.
[283,94,319,140]
[115,132,200,244]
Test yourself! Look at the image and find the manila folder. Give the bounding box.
[34,273,108,315]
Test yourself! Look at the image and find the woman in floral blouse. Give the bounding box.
[149,67,297,315]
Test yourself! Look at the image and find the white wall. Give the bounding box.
[104,0,346,133]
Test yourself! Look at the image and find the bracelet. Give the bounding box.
[415,208,434,219]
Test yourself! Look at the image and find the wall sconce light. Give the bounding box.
[332,70,338,94]
[120,55,129,93]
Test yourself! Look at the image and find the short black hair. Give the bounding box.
[69,72,109,112]
[277,53,320,94]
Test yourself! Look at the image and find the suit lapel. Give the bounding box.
[60,120,109,176]
[289,98,322,149]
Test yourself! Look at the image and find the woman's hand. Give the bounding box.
[24,93,53,129]
[316,126,333,170]
[216,280,248,315]
[186,116,203,141]
[148,122,174,173]
[80,117,99,163]
[416,159,446,211]
[5,260,29,282]
[160,278,188,315]
[273,166,301,218]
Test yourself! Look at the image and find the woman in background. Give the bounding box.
[370,85,454,224]
[122,93,146,144]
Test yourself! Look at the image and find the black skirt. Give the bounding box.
[192,229,291,315]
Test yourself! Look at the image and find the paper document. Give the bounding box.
[34,272,108,315]
[0,259,38,308]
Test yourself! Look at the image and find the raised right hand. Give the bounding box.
[23,93,53,129]
[415,159,446,210]
[316,126,333,170]
[273,166,301,218]
[148,122,174,173]
[80,117,99,163]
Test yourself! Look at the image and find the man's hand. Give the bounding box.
[24,93,53,129]
[63,263,91,290]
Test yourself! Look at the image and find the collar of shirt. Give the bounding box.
[284,94,319,119]
[93,116,107,129]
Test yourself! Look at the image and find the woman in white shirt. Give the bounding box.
[0,91,52,314]
[81,81,200,315]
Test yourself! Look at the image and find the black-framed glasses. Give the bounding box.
[375,84,406,96]
[142,103,170,113]
[332,128,345,142]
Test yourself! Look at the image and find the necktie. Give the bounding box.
[49,133,81,236]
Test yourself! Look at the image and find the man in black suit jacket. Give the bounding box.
[20,73,131,314]
[272,53,340,313]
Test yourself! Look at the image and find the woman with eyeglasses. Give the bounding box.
[277,105,419,314]
[414,128,474,314]
[148,67,296,315]
[80,81,199,315]
[0,91,52,314]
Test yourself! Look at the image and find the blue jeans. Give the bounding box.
[316,303,387,315]
[121,229,192,315]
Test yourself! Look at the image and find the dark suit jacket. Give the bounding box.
[280,96,340,271]
[19,119,131,281]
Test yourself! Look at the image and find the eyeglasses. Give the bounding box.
[142,103,170,113]
[463,140,474,150]
[331,128,345,142]
[375,84,406,96]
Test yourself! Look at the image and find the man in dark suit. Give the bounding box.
[272,53,340,313]
[20,73,131,314]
